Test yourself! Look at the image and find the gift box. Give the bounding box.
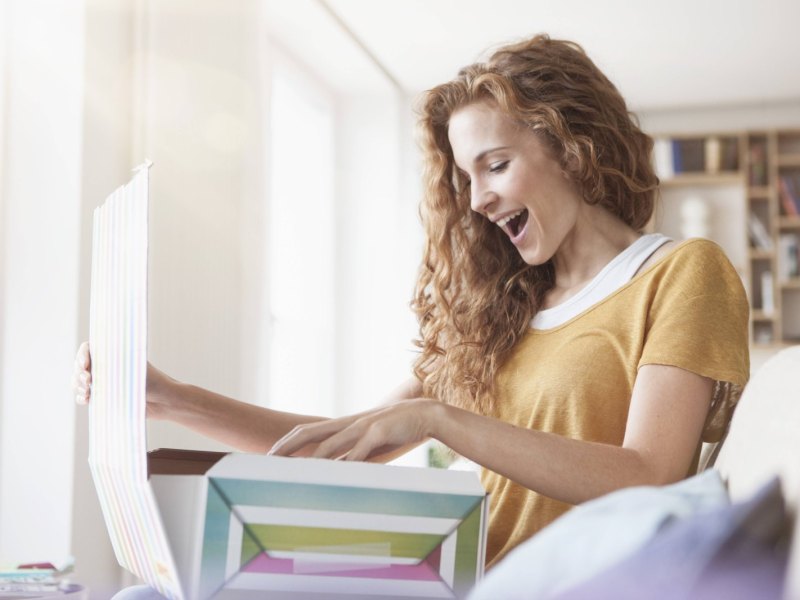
[87,164,487,599]
[146,449,486,599]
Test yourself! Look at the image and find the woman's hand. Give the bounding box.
[70,341,175,420]
[268,399,442,462]
[72,341,92,405]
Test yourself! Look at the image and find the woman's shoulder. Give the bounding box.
[629,237,744,301]
[637,237,745,306]
[634,238,678,275]
[640,237,733,276]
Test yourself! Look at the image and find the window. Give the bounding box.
[266,57,336,416]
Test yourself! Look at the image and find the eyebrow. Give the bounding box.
[472,146,510,165]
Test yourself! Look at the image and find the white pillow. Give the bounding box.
[469,469,729,600]
[715,346,800,506]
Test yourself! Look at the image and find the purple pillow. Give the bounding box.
[553,477,789,600]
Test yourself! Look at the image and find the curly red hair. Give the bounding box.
[412,34,658,412]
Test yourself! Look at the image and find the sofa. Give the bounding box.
[714,344,799,598]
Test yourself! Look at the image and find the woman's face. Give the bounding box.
[448,101,585,266]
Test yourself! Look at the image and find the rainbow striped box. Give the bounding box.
[88,167,487,599]
[146,449,487,599]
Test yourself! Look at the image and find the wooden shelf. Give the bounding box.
[657,129,800,347]
[748,186,771,199]
[751,310,776,321]
[752,341,799,350]
[780,278,800,290]
[748,248,774,260]
[777,154,800,168]
[778,216,800,229]
[660,172,743,187]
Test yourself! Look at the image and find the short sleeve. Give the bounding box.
[638,239,750,442]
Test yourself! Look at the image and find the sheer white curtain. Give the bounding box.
[267,58,336,417]
[0,0,84,567]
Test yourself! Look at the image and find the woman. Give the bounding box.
[74,34,749,595]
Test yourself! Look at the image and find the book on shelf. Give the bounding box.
[748,141,768,187]
[654,138,674,179]
[761,270,775,315]
[778,174,800,216]
[748,212,773,250]
[778,233,800,281]
[654,138,710,178]
[753,324,773,345]
[720,137,740,171]
[705,136,739,172]
[705,137,721,173]
[674,138,705,173]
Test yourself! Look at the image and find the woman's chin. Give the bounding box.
[518,245,548,267]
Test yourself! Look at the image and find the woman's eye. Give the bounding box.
[489,161,509,173]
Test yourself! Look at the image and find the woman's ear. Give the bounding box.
[562,151,580,178]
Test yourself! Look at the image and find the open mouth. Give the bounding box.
[498,209,529,239]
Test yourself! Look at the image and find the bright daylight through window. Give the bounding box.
[267,61,335,416]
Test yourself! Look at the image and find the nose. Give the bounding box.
[470,181,498,216]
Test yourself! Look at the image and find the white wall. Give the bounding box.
[0,0,84,566]
[639,99,800,135]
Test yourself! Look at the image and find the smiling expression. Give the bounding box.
[448,101,586,266]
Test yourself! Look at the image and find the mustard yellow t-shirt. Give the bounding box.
[481,238,750,568]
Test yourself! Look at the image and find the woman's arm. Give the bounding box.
[431,364,712,504]
[270,363,713,505]
[146,366,325,453]
[72,341,424,456]
[151,369,424,454]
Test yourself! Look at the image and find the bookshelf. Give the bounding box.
[652,129,800,348]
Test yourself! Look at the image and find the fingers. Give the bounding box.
[343,425,386,462]
[269,417,390,463]
[313,424,369,460]
[77,341,91,369]
[269,401,427,461]
[73,341,92,405]
[72,370,91,405]
[268,420,341,457]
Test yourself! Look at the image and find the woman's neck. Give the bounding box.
[546,205,641,304]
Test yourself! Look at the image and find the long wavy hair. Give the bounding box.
[412,34,658,413]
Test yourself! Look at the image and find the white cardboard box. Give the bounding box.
[145,449,486,599]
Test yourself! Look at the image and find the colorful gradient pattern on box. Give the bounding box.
[196,456,487,599]
[88,163,183,600]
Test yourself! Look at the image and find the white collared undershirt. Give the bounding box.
[531,233,673,330]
